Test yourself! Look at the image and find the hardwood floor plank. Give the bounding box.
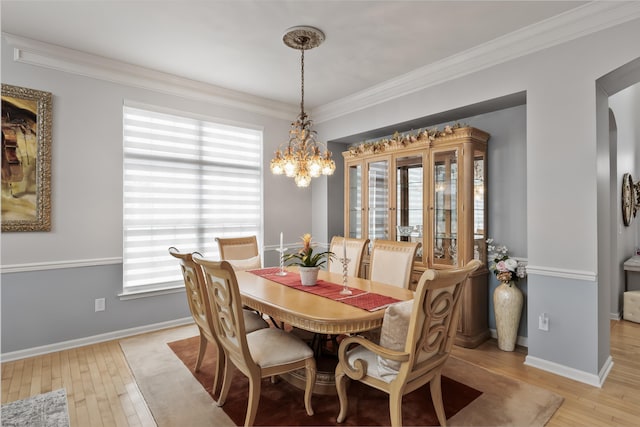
[18,357,34,400]
[78,347,104,427]
[5,358,23,404]
[29,352,43,396]
[50,351,63,392]
[69,348,91,427]
[59,349,78,427]
[1,361,15,402]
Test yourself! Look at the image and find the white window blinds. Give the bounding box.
[122,105,262,295]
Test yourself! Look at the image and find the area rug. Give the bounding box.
[121,325,564,427]
[1,389,70,427]
[168,335,481,426]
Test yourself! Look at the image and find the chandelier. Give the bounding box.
[270,26,335,187]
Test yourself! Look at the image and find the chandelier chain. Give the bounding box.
[300,48,305,116]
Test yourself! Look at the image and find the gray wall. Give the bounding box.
[1,265,189,351]
[465,105,528,336]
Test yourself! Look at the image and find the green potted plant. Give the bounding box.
[284,233,334,286]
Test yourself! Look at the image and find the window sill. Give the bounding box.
[118,284,185,300]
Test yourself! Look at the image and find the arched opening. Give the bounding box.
[596,57,640,373]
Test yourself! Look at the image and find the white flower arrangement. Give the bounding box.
[487,238,521,286]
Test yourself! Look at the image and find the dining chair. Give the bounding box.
[335,259,482,427]
[168,247,269,396]
[327,236,370,278]
[215,235,261,271]
[193,256,317,427]
[215,235,284,328]
[369,239,421,288]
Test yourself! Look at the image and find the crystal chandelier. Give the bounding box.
[270,26,335,188]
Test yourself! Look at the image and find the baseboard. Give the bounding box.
[610,311,622,320]
[524,354,614,388]
[489,328,528,348]
[1,317,194,362]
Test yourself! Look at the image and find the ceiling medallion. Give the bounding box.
[270,26,335,188]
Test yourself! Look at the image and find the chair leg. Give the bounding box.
[303,358,316,416]
[430,373,447,427]
[217,359,234,407]
[212,345,225,397]
[335,365,349,423]
[245,374,261,427]
[195,330,207,372]
[389,390,403,427]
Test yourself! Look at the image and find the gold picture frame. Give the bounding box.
[1,84,52,232]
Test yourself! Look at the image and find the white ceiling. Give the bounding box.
[1,1,589,110]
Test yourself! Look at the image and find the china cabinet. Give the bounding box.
[343,126,490,347]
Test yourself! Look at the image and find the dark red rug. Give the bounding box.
[167,336,482,426]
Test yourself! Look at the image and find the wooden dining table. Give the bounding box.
[235,267,415,335]
[235,266,415,395]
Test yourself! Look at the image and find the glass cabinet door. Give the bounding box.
[346,162,363,239]
[473,150,487,263]
[395,154,424,261]
[367,158,389,242]
[432,149,459,267]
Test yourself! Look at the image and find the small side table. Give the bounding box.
[623,255,640,323]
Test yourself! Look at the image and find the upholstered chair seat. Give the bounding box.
[246,328,314,368]
[243,309,270,332]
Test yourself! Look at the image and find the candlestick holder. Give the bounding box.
[339,257,352,295]
[275,248,288,276]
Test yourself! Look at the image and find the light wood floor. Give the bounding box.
[1,340,155,426]
[2,319,639,426]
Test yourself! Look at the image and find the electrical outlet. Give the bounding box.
[95,298,105,312]
[538,313,549,331]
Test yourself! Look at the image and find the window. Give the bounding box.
[122,104,262,296]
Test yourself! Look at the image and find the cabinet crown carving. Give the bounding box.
[342,125,489,159]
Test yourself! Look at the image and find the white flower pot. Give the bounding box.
[493,281,523,351]
[299,266,320,286]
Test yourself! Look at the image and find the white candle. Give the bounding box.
[280,232,284,252]
[343,237,347,260]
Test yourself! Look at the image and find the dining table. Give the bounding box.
[235,266,415,395]
[236,266,415,334]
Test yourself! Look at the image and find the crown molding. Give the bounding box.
[3,33,298,121]
[313,1,640,123]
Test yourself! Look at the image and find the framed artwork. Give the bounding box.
[1,84,52,232]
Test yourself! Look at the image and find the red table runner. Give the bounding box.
[248,267,401,312]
